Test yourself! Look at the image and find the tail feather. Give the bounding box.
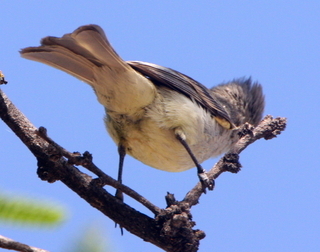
[40,35,103,67]
[20,25,156,114]
[20,25,129,84]
[21,45,96,84]
[70,25,128,69]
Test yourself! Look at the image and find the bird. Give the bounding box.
[20,24,265,194]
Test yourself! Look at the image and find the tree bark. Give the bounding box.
[0,88,286,252]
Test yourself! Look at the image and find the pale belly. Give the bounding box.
[106,113,234,172]
[105,87,235,172]
[125,126,233,172]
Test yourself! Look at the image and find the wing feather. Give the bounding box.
[128,61,234,129]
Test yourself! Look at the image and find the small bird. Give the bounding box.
[20,25,265,192]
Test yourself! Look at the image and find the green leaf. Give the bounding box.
[0,194,66,226]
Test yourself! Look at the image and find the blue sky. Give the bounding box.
[1,1,319,251]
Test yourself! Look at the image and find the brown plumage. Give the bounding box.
[20,24,265,189]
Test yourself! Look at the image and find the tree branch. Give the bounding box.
[0,88,286,252]
[183,117,287,206]
[0,89,201,251]
[0,235,49,252]
[36,126,161,215]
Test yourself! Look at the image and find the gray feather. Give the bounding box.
[210,78,265,126]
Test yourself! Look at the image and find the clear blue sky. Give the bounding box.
[1,1,319,251]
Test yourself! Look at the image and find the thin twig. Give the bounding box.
[183,116,287,206]
[36,126,161,215]
[0,235,49,252]
[0,89,190,251]
[0,87,286,252]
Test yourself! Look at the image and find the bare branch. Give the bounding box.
[36,126,161,215]
[0,88,286,252]
[183,116,287,206]
[0,235,49,252]
[0,89,202,251]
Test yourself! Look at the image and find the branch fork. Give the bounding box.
[0,88,286,252]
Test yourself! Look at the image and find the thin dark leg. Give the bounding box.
[115,144,126,201]
[115,144,126,234]
[175,133,214,191]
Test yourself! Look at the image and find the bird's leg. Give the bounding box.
[115,144,126,234]
[175,129,215,192]
[115,144,126,201]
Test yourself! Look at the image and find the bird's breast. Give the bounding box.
[105,88,235,172]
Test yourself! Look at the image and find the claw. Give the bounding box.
[198,172,215,192]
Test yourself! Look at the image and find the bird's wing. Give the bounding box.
[128,61,234,129]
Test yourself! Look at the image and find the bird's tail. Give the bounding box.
[20,25,155,114]
[210,78,265,126]
[20,25,129,85]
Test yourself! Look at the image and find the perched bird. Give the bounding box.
[20,25,265,193]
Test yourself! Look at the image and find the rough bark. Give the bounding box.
[0,88,286,252]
